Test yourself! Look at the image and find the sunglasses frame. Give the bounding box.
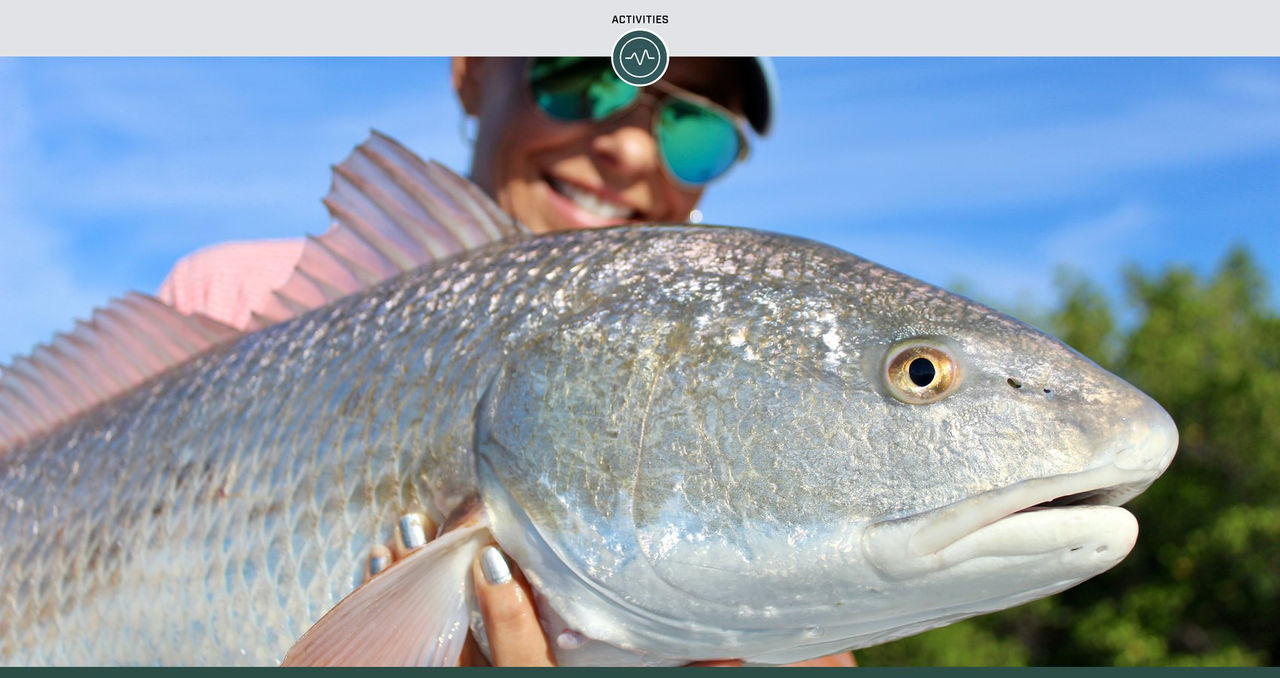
[524,57,752,188]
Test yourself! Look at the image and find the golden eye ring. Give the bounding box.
[884,342,960,405]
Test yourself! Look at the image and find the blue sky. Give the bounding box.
[1,57,1278,362]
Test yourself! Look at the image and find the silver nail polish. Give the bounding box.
[399,514,425,550]
[368,554,389,576]
[556,630,586,650]
[479,546,512,585]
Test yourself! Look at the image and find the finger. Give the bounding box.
[456,633,492,667]
[391,512,435,561]
[473,546,556,666]
[690,650,856,667]
[365,512,438,583]
[783,651,857,667]
[362,544,392,584]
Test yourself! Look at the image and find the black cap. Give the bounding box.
[739,57,778,136]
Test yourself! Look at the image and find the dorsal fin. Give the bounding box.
[0,131,528,453]
[245,130,526,330]
[0,294,241,453]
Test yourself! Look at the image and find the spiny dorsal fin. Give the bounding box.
[0,294,240,453]
[247,130,526,331]
[0,131,528,452]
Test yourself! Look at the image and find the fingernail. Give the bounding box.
[557,630,586,650]
[399,514,426,550]
[367,545,391,576]
[479,546,512,585]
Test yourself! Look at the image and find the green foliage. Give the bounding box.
[859,245,1280,666]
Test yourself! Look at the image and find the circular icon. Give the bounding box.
[612,30,668,87]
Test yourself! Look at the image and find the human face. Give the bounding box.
[453,57,747,234]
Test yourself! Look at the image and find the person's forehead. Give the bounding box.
[661,58,747,111]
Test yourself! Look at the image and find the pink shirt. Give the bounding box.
[156,239,305,331]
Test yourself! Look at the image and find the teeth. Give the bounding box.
[549,178,634,220]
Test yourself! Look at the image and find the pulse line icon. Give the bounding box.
[612,30,668,86]
[624,49,655,65]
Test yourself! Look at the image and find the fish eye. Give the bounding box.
[884,341,960,405]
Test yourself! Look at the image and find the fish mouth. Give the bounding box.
[865,393,1178,580]
[863,464,1162,580]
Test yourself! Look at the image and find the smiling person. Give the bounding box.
[456,56,766,233]
[157,56,771,326]
[158,56,852,666]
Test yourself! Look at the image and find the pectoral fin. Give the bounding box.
[282,519,492,666]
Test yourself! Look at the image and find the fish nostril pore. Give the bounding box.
[1006,377,1053,397]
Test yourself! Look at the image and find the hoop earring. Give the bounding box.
[459,114,478,146]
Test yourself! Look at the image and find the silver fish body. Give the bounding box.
[0,225,1177,665]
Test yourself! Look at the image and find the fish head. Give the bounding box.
[472,227,1178,664]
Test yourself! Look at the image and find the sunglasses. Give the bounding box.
[527,57,750,186]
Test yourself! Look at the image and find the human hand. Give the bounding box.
[363,511,553,666]
[366,512,856,667]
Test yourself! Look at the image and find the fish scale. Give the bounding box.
[0,139,1176,664]
[0,227,668,663]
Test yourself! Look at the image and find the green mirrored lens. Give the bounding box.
[529,57,638,121]
[656,99,742,185]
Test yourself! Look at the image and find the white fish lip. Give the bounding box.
[912,464,1154,557]
[862,466,1151,580]
[863,391,1178,580]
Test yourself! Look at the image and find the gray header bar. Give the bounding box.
[3,0,1278,56]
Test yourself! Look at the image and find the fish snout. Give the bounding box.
[1108,392,1179,475]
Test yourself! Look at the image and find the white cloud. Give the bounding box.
[0,58,470,362]
[2,58,1274,362]
[0,61,115,363]
[0,216,114,363]
[711,63,1280,225]
[824,229,1052,304]
[1040,202,1154,267]
[1213,66,1280,105]
[781,201,1159,321]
